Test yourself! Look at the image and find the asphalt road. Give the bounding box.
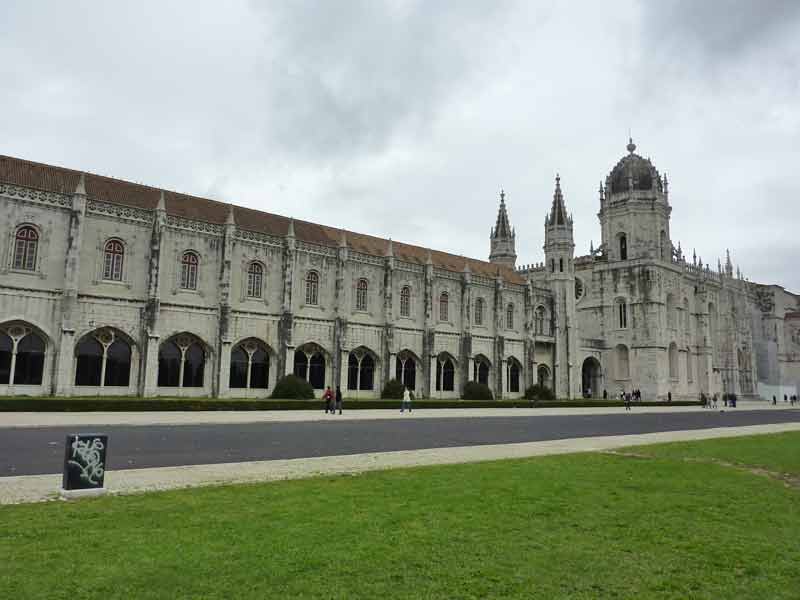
[2,409,799,477]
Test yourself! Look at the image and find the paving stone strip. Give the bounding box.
[2,422,799,506]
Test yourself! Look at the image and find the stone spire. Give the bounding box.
[489,188,516,268]
[385,238,393,257]
[286,217,295,239]
[225,204,236,226]
[339,229,347,248]
[546,174,570,227]
[156,190,166,212]
[725,249,733,277]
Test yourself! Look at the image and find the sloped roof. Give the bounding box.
[0,155,525,283]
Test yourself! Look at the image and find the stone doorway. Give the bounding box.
[581,357,602,398]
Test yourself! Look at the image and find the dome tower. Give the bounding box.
[599,138,672,262]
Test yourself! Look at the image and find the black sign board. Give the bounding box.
[62,434,109,490]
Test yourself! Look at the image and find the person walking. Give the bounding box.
[773,395,777,406]
[603,389,608,400]
[667,391,672,403]
[712,393,718,409]
[323,386,334,414]
[335,386,343,415]
[401,386,412,413]
[624,391,631,411]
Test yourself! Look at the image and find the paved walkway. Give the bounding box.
[0,399,792,428]
[2,417,798,506]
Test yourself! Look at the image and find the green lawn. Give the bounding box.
[2,433,799,599]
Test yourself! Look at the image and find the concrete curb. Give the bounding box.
[2,422,799,506]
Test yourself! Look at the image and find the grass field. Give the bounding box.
[2,433,798,599]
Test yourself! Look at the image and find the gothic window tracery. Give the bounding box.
[396,351,417,390]
[103,239,124,281]
[506,357,521,393]
[435,354,455,391]
[619,234,628,261]
[230,339,270,389]
[347,348,376,391]
[0,323,45,385]
[157,334,206,388]
[13,226,38,271]
[293,343,326,389]
[75,328,132,387]
[506,303,514,329]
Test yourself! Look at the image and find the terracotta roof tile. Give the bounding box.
[0,154,525,284]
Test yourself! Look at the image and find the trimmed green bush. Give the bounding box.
[462,381,494,400]
[381,378,405,399]
[270,375,315,400]
[525,384,555,401]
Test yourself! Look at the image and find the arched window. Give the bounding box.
[669,342,679,380]
[230,339,270,389]
[348,349,376,391]
[294,344,326,390]
[537,364,551,390]
[436,355,455,391]
[356,279,368,311]
[400,286,411,317]
[550,259,555,273]
[75,329,132,387]
[439,292,449,322]
[534,306,546,335]
[247,262,263,298]
[686,346,693,383]
[396,352,417,391]
[474,297,484,326]
[13,226,38,271]
[616,344,630,380]
[157,334,205,388]
[0,324,45,385]
[616,299,628,329]
[473,356,490,386]
[180,252,199,290]
[559,258,564,272]
[103,239,124,281]
[507,358,521,393]
[506,304,514,329]
[619,234,627,261]
[305,271,319,305]
[660,230,667,260]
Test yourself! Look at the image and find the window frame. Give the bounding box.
[305,271,319,306]
[439,292,449,322]
[102,239,125,282]
[180,251,199,291]
[246,261,264,298]
[13,226,39,272]
[399,286,411,317]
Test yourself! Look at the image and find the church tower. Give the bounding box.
[544,175,578,398]
[599,138,672,262]
[489,190,517,268]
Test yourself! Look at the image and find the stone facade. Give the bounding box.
[1,141,797,400]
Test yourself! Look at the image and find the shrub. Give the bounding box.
[462,381,494,400]
[271,375,315,399]
[524,384,555,401]
[381,378,405,399]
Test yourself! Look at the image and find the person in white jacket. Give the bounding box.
[401,387,412,413]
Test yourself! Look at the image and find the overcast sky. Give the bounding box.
[2,1,799,291]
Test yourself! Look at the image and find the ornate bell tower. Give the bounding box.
[544,175,578,398]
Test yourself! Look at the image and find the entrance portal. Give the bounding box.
[581,357,602,398]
